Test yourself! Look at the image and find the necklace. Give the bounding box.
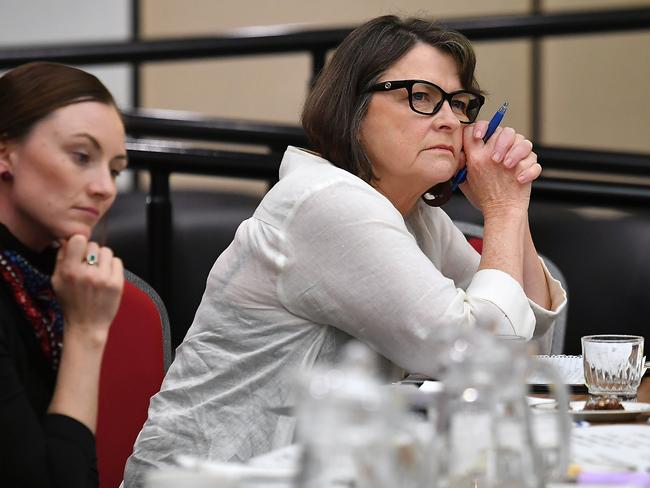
[0,249,63,370]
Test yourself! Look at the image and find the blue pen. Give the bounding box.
[451,101,509,190]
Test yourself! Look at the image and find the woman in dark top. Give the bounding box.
[0,62,127,487]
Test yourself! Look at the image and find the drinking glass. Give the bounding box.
[581,335,645,400]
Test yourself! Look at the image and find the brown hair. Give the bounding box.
[0,62,117,142]
[301,15,481,182]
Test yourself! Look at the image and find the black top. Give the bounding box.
[0,225,98,487]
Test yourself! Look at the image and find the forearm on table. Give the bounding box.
[522,220,551,309]
[478,208,527,287]
[47,326,109,433]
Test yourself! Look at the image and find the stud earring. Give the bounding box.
[0,171,13,182]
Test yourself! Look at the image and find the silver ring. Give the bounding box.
[85,252,99,266]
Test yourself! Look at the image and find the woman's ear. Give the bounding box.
[0,137,16,175]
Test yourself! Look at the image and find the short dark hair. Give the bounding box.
[0,62,117,142]
[301,15,481,182]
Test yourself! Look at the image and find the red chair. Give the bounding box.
[95,270,172,488]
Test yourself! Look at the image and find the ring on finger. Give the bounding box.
[85,252,99,266]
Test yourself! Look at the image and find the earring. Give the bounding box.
[1,171,13,182]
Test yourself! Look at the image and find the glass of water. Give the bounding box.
[581,335,645,400]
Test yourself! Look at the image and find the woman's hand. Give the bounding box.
[51,234,124,344]
[459,121,541,216]
[48,234,124,431]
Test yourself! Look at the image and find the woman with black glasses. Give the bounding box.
[125,15,566,483]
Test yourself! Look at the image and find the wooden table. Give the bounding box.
[637,376,650,403]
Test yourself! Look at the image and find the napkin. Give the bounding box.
[531,355,584,385]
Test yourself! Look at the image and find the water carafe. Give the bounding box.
[295,341,431,488]
[431,329,571,488]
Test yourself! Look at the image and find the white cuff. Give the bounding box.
[466,268,536,339]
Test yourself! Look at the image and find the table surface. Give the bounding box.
[637,376,650,403]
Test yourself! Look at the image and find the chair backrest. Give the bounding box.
[453,220,568,355]
[95,270,171,488]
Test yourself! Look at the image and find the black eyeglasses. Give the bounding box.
[367,79,485,124]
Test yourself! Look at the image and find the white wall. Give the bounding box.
[0,0,133,108]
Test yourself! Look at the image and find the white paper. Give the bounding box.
[526,396,555,406]
[418,380,444,393]
[571,424,650,472]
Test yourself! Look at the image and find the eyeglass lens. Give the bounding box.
[410,82,480,122]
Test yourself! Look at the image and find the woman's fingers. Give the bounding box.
[490,130,540,184]
[110,256,124,291]
[463,122,490,155]
[55,238,68,267]
[54,235,89,288]
[463,122,539,188]
[504,137,533,169]
[84,241,100,267]
[98,246,124,292]
[470,120,488,139]
[490,127,516,163]
[62,235,88,267]
[52,235,125,330]
[515,153,541,183]
[517,163,542,184]
[96,246,113,273]
[57,236,112,274]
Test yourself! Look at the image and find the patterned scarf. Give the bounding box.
[0,248,63,370]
